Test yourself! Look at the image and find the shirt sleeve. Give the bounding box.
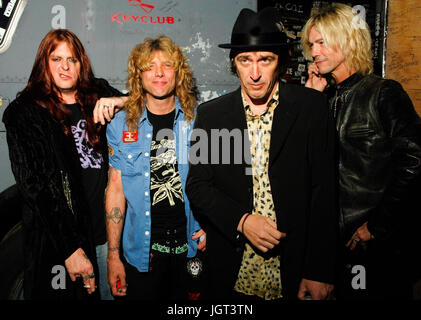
[106,114,123,171]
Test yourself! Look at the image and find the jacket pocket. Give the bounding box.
[346,124,375,138]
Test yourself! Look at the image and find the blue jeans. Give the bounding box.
[96,242,114,300]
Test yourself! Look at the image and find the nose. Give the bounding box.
[311,44,319,60]
[250,63,261,82]
[155,64,164,77]
[61,60,69,71]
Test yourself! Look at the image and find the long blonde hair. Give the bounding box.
[126,35,197,131]
[301,3,373,75]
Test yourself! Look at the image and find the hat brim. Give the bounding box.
[218,43,289,49]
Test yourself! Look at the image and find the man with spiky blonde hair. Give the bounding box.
[104,35,205,300]
[302,3,421,300]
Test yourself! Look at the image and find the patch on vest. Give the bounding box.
[122,131,138,143]
[108,144,114,157]
[187,257,203,278]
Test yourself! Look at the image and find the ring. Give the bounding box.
[103,105,109,109]
[84,284,91,289]
[88,273,95,279]
[352,238,359,243]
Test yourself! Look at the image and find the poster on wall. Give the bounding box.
[0,0,27,54]
[258,0,389,84]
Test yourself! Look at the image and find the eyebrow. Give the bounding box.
[236,54,275,59]
[310,37,324,44]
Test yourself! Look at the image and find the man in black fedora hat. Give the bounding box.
[186,7,337,300]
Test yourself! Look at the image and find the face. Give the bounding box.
[141,50,176,101]
[308,26,349,81]
[234,51,278,105]
[48,41,80,101]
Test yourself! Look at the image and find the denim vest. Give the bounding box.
[107,97,200,272]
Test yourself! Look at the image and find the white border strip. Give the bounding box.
[0,0,27,54]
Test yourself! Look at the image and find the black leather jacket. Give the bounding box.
[327,73,421,243]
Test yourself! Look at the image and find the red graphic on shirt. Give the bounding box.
[128,0,155,14]
[123,131,138,143]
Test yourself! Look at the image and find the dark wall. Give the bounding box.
[258,0,388,84]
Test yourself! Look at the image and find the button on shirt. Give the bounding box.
[106,97,201,272]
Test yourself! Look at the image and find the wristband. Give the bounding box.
[241,213,251,234]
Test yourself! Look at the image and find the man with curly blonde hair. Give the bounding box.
[104,35,206,300]
[302,3,421,299]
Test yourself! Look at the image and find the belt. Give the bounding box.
[151,242,188,254]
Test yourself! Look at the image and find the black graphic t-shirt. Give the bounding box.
[66,103,107,245]
[147,108,187,242]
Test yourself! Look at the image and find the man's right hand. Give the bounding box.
[239,214,286,253]
[107,255,127,296]
[65,248,96,295]
[305,63,328,92]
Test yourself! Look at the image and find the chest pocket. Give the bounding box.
[344,123,385,156]
[119,146,144,176]
[346,124,376,138]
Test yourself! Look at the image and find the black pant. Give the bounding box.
[122,250,188,301]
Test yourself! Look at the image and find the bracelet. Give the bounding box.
[241,213,251,234]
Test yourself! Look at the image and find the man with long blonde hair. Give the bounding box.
[302,3,421,299]
[104,35,205,300]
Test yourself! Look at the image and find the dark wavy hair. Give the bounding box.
[18,29,102,148]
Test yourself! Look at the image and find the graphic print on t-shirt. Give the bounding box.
[150,138,184,206]
[71,119,103,169]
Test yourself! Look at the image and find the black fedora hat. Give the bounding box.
[219,7,289,49]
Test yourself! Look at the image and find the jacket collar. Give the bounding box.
[269,82,301,167]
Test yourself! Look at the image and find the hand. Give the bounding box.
[93,96,127,125]
[346,221,374,250]
[305,63,328,92]
[297,278,334,300]
[64,248,96,294]
[107,255,127,296]
[192,229,206,251]
[240,214,286,253]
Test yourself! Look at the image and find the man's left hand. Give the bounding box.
[346,221,374,250]
[298,278,333,300]
[192,229,206,251]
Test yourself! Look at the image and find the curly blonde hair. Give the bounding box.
[301,3,373,76]
[126,35,198,131]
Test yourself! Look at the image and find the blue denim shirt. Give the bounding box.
[107,97,201,272]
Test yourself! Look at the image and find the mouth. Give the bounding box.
[249,83,264,90]
[153,81,167,86]
[59,73,71,80]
